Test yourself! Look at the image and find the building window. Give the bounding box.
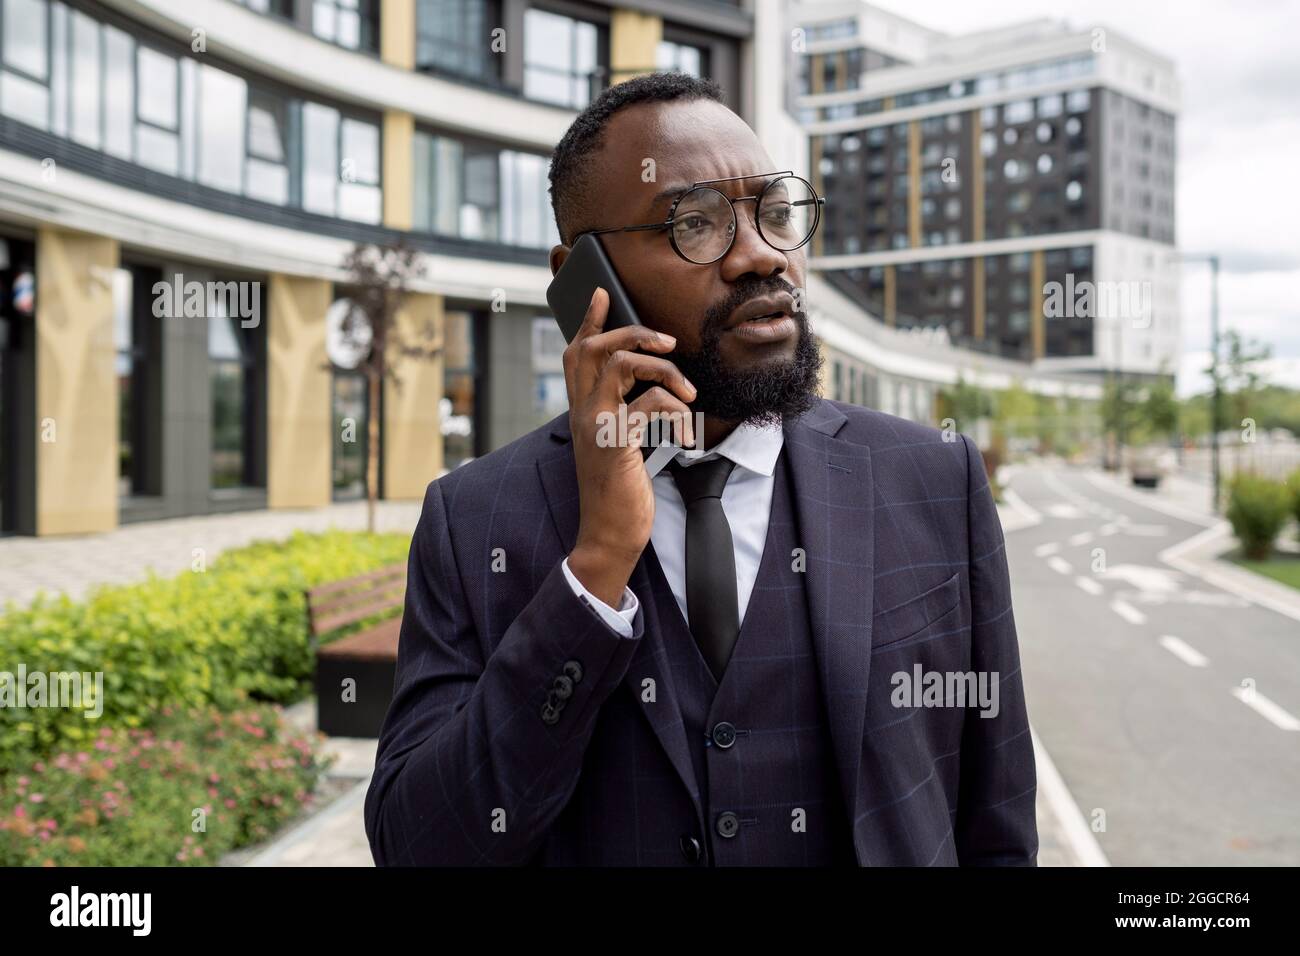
[441,310,479,469]
[413,130,559,248]
[657,39,706,78]
[302,103,382,222]
[1,0,50,128]
[331,371,368,499]
[209,309,260,491]
[310,0,379,52]
[523,7,603,108]
[113,269,139,497]
[416,0,502,82]
[1,0,384,223]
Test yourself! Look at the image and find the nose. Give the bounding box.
[718,201,788,282]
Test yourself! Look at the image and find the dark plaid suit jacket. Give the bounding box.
[364,398,1038,865]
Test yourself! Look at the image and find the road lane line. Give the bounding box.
[1001,487,1043,531]
[1158,635,1208,668]
[1031,726,1110,867]
[1047,556,1073,575]
[1111,599,1147,625]
[1068,531,1094,546]
[1075,576,1103,596]
[1034,542,1061,557]
[1231,687,1300,731]
[1082,470,1218,528]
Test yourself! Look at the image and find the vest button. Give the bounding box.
[711,721,737,749]
[679,835,703,864]
[715,811,740,839]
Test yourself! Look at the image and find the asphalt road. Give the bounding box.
[1004,465,1300,866]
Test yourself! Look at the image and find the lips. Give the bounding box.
[725,292,797,330]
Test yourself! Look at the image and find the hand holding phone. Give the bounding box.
[558,283,698,605]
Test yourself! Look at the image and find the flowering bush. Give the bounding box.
[0,530,409,764]
[0,703,331,867]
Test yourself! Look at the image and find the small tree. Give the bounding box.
[335,240,441,532]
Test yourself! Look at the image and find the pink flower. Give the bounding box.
[29,794,45,804]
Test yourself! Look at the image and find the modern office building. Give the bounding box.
[791,0,1180,380]
[0,0,756,535]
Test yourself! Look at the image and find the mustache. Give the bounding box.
[701,276,804,336]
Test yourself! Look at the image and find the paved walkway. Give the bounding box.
[0,500,424,607]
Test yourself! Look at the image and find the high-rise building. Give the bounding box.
[791,0,1180,379]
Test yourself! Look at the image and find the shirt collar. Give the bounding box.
[673,418,785,478]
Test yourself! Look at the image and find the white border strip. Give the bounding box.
[1032,725,1110,867]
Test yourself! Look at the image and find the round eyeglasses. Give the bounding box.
[576,172,826,265]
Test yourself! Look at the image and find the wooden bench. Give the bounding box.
[309,563,406,738]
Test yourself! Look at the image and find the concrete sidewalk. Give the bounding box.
[1,499,423,608]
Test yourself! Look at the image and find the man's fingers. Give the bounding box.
[596,351,697,407]
[627,388,696,448]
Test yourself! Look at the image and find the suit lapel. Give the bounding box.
[536,416,703,812]
[783,401,876,864]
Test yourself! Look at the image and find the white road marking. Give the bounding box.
[1047,556,1073,575]
[1068,531,1095,546]
[1082,470,1219,528]
[1158,635,1208,668]
[1000,487,1043,531]
[1075,576,1104,596]
[1031,726,1110,867]
[1034,542,1061,557]
[1231,687,1300,731]
[1046,504,1084,520]
[1099,523,1119,536]
[1111,599,1147,625]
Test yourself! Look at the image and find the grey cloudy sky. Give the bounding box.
[863,0,1300,394]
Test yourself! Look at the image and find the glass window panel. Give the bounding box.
[302,101,339,215]
[338,182,381,223]
[68,10,100,146]
[413,130,432,231]
[246,158,289,205]
[0,72,48,127]
[49,0,65,135]
[248,100,285,162]
[209,312,243,361]
[312,0,338,42]
[574,21,597,74]
[197,65,247,193]
[523,67,568,106]
[431,135,462,234]
[137,126,179,175]
[4,0,48,80]
[525,9,572,71]
[137,47,178,129]
[103,26,134,159]
[341,117,379,184]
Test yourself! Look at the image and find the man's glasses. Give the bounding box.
[575,171,826,265]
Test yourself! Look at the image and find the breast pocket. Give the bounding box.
[871,571,961,651]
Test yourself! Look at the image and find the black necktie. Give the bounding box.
[668,455,740,682]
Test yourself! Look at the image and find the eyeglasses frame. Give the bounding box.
[573,170,827,265]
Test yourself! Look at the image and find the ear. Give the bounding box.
[548,244,569,277]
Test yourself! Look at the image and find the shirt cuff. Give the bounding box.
[561,555,639,638]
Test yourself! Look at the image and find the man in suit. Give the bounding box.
[364,72,1037,866]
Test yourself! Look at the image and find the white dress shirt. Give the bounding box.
[560,419,786,638]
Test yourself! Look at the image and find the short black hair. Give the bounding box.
[548,71,724,247]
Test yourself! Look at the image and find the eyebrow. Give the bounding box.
[644,173,786,218]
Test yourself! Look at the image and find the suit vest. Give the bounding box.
[643,444,857,865]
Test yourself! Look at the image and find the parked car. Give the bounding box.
[1128,446,1176,488]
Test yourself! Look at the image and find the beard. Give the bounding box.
[668,276,824,428]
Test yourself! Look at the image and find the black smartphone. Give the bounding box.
[546,233,654,405]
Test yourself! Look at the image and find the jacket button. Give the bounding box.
[711,721,737,749]
[563,660,584,684]
[552,675,574,700]
[679,835,703,864]
[540,702,561,725]
[715,811,739,839]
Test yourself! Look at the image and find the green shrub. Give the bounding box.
[1226,474,1292,561]
[0,703,330,866]
[1288,468,1300,534]
[0,530,409,767]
